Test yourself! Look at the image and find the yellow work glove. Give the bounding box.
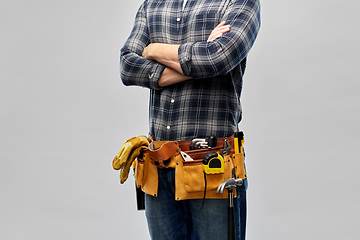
[112,135,149,184]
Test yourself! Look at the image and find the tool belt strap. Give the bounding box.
[143,141,181,168]
[181,135,235,163]
[144,135,235,168]
[178,135,234,151]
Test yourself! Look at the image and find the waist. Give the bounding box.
[149,134,234,150]
[146,134,235,168]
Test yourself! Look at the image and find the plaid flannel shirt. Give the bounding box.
[120,0,261,141]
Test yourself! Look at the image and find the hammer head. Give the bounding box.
[216,178,243,194]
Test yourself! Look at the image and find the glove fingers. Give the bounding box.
[120,147,142,184]
[113,136,146,170]
[120,145,148,183]
[113,135,149,172]
[113,147,127,170]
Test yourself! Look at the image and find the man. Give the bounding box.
[119,0,260,239]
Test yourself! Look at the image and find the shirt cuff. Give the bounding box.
[149,63,166,90]
[178,42,194,77]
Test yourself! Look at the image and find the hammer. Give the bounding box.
[217,178,243,240]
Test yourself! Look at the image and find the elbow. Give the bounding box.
[119,49,137,86]
[208,55,231,76]
[205,40,249,76]
[120,73,131,86]
[119,66,134,87]
[201,43,234,77]
[119,57,132,86]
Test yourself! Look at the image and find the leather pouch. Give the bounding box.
[183,160,224,192]
[134,154,158,197]
[175,154,234,200]
[134,159,144,188]
[232,153,247,179]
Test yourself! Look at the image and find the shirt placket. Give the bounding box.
[163,2,184,138]
[176,1,184,42]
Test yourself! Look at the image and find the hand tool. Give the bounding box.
[207,135,217,148]
[190,135,217,150]
[134,149,145,210]
[180,151,193,161]
[234,131,244,154]
[234,132,240,154]
[220,140,231,156]
[135,183,145,210]
[190,138,208,150]
[217,178,243,240]
[202,152,224,174]
[200,148,224,209]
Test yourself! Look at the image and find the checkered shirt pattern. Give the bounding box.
[120,0,261,141]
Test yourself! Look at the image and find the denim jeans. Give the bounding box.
[145,168,248,240]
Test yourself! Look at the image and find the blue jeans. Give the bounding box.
[145,168,248,240]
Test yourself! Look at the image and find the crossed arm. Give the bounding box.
[120,0,260,89]
[142,21,231,87]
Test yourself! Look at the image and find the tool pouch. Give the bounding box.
[134,140,180,197]
[175,153,234,200]
[134,154,158,197]
[183,160,224,192]
[232,153,247,179]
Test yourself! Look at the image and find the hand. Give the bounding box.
[207,21,231,42]
[142,43,157,60]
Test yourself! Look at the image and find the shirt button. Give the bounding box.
[171,99,175,103]
[176,17,181,22]
[166,126,171,130]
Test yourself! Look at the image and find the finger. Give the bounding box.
[207,33,223,42]
[216,25,231,33]
[207,22,231,42]
[214,21,226,30]
[208,26,230,40]
[211,25,231,36]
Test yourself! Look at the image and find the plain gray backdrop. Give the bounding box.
[1,0,359,239]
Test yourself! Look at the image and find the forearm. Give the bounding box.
[142,43,183,74]
[120,50,165,90]
[142,43,192,86]
[158,67,192,87]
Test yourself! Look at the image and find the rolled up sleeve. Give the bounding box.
[178,0,261,78]
[120,2,165,90]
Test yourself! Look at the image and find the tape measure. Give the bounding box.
[202,152,224,174]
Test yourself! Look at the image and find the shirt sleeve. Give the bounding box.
[178,0,261,78]
[120,2,165,90]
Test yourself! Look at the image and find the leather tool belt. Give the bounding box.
[134,135,246,201]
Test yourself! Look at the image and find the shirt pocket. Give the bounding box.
[188,11,221,40]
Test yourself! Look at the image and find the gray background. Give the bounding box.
[1,0,359,239]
